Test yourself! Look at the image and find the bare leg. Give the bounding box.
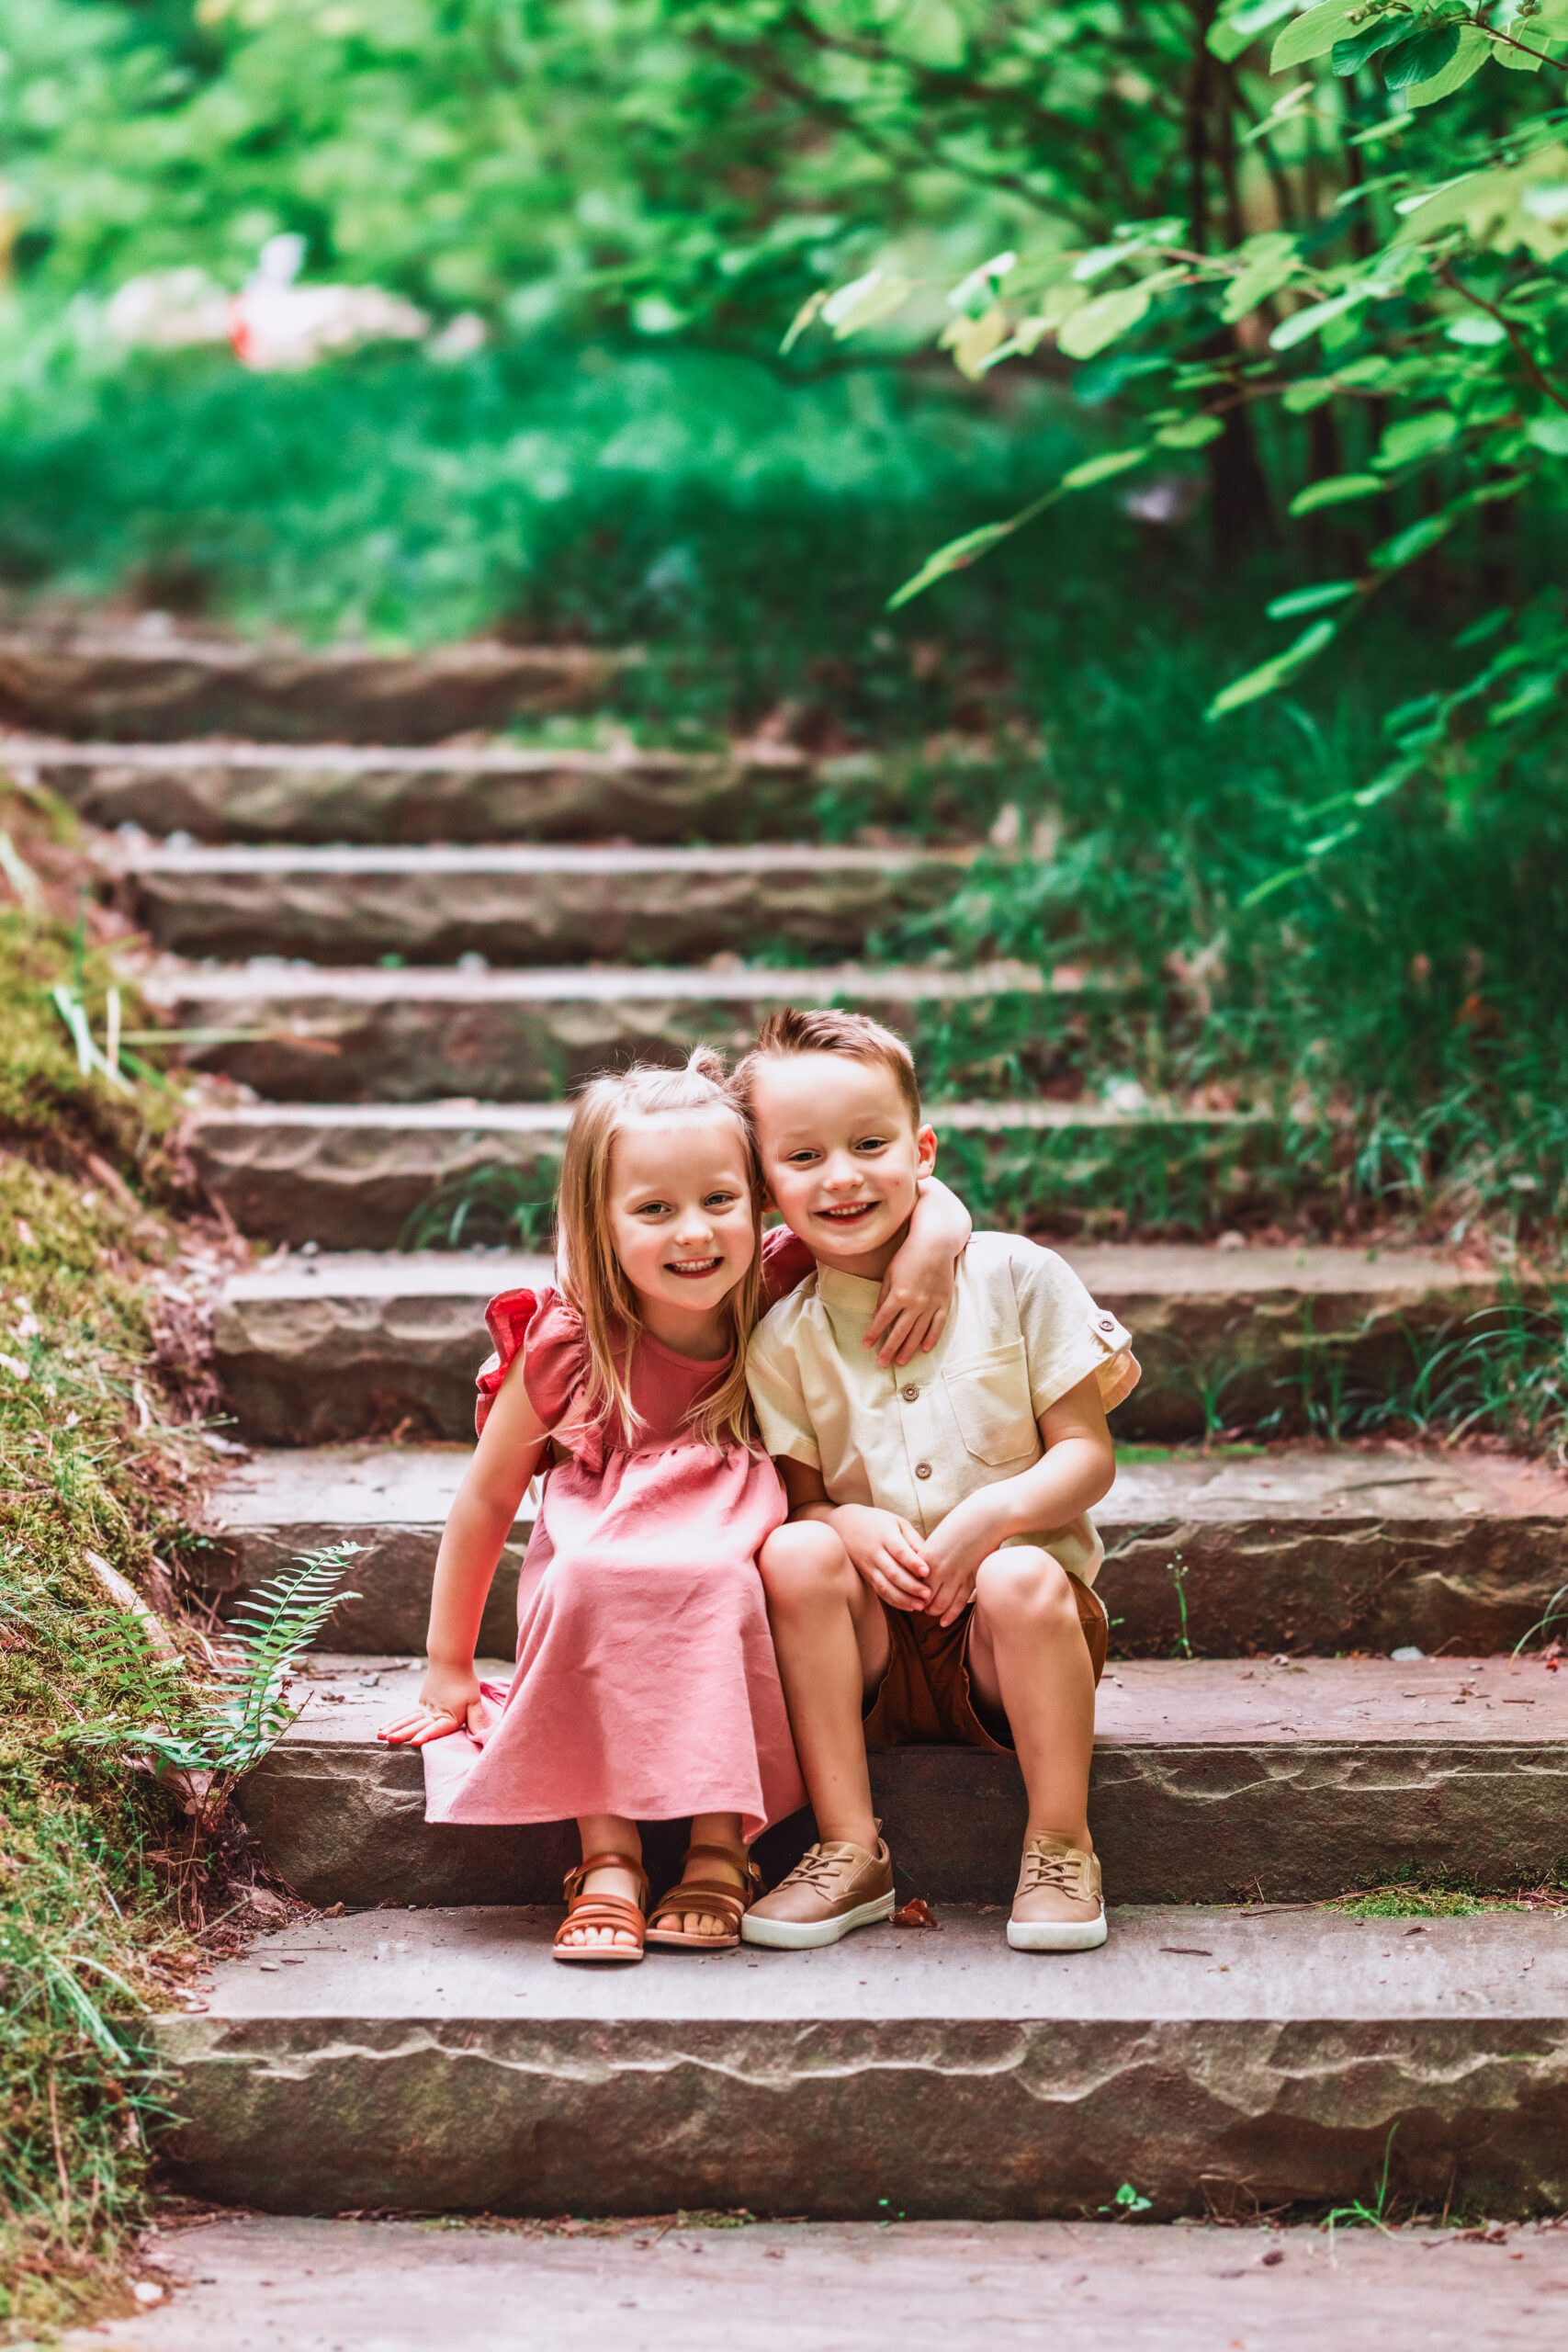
[966,1548,1096,1853]
[757,1521,890,1852]
[565,1814,643,1951]
[658,1809,749,1939]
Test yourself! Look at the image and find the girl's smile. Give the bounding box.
[605,1109,757,1355]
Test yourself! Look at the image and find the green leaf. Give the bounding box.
[1206,619,1337,718]
[1288,472,1385,514]
[779,289,826,355]
[1381,26,1460,89]
[1370,512,1457,568]
[1222,240,1301,322]
[1271,0,1359,71]
[1270,287,1367,350]
[1331,20,1407,75]
[1374,409,1460,469]
[1529,412,1568,454]
[1266,580,1360,618]
[1059,447,1151,490]
[821,270,914,339]
[1156,414,1225,448]
[1209,0,1301,60]
[1408,21,1491,102]
[1058,285,1152,358]
[1495,28,1548,68]
[1445,311,1507,345]
[886,521,1020,609]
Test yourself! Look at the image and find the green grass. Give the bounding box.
[0,883,215,2338]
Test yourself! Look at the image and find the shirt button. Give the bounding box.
[902,1384,919,1402]
[1099,1316,1116,1331]
[915,1462,932,1479]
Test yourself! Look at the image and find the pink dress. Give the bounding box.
[422,1235,810,1842]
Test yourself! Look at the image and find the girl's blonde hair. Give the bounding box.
[555,1047,761,1452]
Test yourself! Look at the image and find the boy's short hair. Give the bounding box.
[734,1006,923,1134]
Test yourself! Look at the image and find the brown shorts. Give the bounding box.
[861,1571,1108,1755]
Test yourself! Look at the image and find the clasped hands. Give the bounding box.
[825,1496,1006,1630]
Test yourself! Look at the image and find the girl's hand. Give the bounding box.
[828,1504,931,1612]
[864,1173,971,1366]
[377,1664,491,1746]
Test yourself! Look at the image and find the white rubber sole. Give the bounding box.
[1006,1911,1108,1952]
[740,1890,896,1950]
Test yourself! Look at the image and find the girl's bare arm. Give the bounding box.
[378,1355,548,1744]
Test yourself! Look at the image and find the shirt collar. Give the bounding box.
[816,1265,884,1318]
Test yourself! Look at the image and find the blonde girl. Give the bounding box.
[379,1047,966,1963]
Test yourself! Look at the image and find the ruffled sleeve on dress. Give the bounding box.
[475,1285,590,1436]
[761,1222,816,1307]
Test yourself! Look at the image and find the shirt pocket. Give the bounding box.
[942,1340,1040,1467]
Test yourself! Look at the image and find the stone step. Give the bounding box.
[135,959,1054,1103]
[156,1906,1568,2224]
[206,1440,1568,1661]
[0,634,623,742]
[112,841,977,966]
[78,2211,1568,2346]
[243,1653,1568,1910]
[211,1244,1511,1445]
[22,733,831,844]
[186,1096,1279,1250]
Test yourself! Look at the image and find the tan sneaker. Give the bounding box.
[740,1836,895,1950]
[1007,1837,1107,1951]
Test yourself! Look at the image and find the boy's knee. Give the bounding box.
[974,1545,1077,1634]
[759,1519,852,1610]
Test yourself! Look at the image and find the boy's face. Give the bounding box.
[750,1052,937,1276]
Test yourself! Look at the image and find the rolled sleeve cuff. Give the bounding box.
[1031,1307,1141,1420]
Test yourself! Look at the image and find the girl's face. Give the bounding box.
[604,1110,756,1333]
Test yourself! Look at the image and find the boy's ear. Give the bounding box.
[916,1123,938,1177]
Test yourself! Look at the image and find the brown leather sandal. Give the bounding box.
[646,1840,761,1951]
[553,1850,649,1965]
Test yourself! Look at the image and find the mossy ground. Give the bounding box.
[0,786,228,2339]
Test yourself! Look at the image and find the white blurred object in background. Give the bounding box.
[105,266,233,349]
[228,234,429,370]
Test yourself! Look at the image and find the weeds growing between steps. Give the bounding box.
[0,793,251,2338]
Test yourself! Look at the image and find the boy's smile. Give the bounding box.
[749,1052,937,1280]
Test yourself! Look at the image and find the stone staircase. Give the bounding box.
[20,629,1568,2223]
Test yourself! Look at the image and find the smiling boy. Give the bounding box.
[735,1008,1140,1952]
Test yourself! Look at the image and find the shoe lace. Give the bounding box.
[777,1843,852,1894]
[1019,1844,1083,1898]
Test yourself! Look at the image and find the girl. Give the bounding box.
[378,1047,967,1963]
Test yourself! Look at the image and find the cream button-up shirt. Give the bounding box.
[745,1231,1139,1588]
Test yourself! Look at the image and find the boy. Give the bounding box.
[736,1008,1138,1953]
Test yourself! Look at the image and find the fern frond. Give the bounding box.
[73,1541,363,1785]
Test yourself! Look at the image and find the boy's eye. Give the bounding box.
[703,1190,739,1209]
[855,1136,889,1152]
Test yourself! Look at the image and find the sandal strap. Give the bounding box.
[554,1892,647,1951]
[562,1849,649,1905]
[679,1840,761,1895]
[649,1877,750,1928]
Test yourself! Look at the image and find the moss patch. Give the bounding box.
[0,881,217,2338]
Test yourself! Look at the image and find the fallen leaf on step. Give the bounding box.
[890,1898,939,1929]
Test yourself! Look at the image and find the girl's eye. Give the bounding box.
[634,1200,671,1217]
